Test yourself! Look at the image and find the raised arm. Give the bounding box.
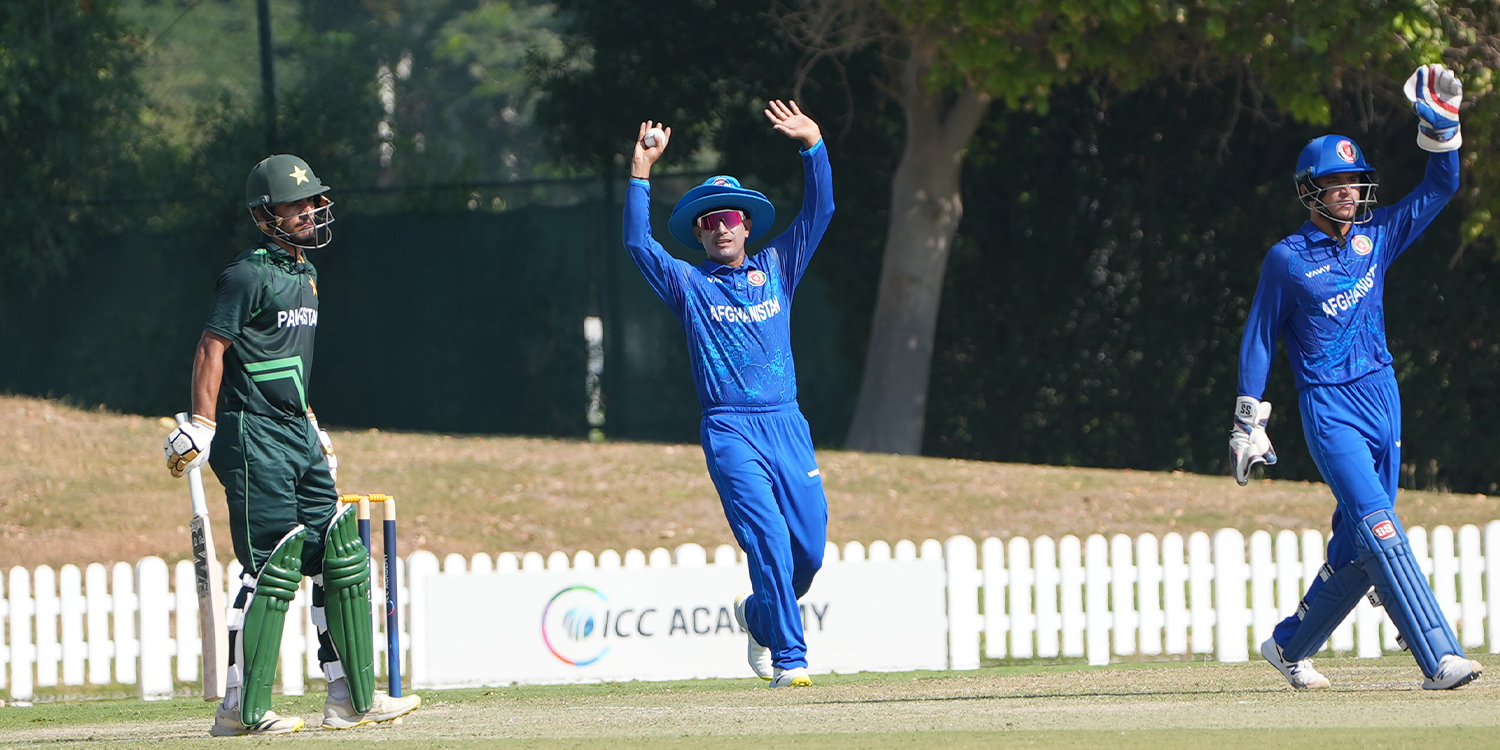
[1381,63,1463,263]
[623,120,688,311]
[763,100,834,289]
[1378,149,1459,264]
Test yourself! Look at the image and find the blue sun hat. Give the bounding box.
[668,175,776,249]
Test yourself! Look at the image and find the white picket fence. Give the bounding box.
[4,522,1499,700]
[0,557,408,703]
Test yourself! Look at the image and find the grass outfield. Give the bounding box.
[5,393,1499,569]
[1,657,1496,748]
[4,395,1499,746]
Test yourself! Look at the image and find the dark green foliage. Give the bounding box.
[6,1,1500,493]
[0,0,147,297]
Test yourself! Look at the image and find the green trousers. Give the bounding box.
[209,410,339,577]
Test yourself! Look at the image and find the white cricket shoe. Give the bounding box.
[322,679,422,729]
[1259,637,1331,690]
[210,702,305,736]
[770,666,813,688]
[1423,654,1483,690]
[734,593,773,681]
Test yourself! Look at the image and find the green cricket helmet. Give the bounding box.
[245,154,336,249]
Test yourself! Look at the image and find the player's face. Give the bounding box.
[1312,173,1362,221]
[270,197,324,241]
[695,211,751,267]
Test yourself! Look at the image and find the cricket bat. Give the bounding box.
[176,412,228,701]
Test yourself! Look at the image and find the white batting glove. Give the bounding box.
[1404,63,1462,152]
[165,413,215,478]
[308,411,338,481]
[1229,397,1276,486]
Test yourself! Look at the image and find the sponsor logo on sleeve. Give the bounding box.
[1373,520,1396,540]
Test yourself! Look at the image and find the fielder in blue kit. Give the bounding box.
[1235,64,1482,690]
[624,101,833,688]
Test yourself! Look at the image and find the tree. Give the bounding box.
[780,0,1464,454]
[0,0,147,297]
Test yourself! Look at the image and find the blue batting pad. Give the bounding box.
[1354,509,1462,677]
[1279,561,1371,662]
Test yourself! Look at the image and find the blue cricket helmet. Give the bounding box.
[1294,135,1379,226]
[668,175,775,249]
[1294,135,1376,181]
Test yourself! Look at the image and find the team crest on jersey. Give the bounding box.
[747,269,767,287]
[1373,520,1396,540]
[1351,235,1373,256]
[1336,140,1357,163]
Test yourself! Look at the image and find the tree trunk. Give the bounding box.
[844,52,989,454]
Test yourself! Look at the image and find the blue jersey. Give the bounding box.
[623,141,835,409]
[1238,150,1457,396]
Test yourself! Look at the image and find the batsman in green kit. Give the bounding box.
[163,154,419,736]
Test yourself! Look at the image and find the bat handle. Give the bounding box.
[188,468,209,517]
[176,412,212,516]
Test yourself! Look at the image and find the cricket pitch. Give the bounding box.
[3,655,1495,749]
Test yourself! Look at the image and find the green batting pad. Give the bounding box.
[240,525,306,726]
[323,505,375,713]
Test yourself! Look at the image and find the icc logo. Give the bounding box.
[1336,140,1358,163]
[541,585,610,666]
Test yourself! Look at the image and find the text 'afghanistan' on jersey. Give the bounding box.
[623,140,835,410]
[204,241,321,418]
[1238,150,1458,397]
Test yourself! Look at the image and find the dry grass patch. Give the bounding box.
[3,393,1498,568]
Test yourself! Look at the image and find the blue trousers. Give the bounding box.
[1271,366,1456,665]
[701,402,827,670]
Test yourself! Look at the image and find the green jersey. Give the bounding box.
[205,241,320,418]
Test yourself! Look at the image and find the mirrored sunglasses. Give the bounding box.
[695,209,746,231]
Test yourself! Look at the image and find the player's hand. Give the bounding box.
[165,413,215,478]
[1229,397,1276,486]
[1404,63,1462,152]
[631,120,670,179]
[765,100,822,150]
[308,411,338,482]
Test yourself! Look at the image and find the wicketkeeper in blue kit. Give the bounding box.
[624,100,833,688]
[1234,63,1482,690]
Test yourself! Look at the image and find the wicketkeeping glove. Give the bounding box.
[1229,396,1277,486]
[1404,63,1462,152]
[165,413,215,478]
[308,411,338,481]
